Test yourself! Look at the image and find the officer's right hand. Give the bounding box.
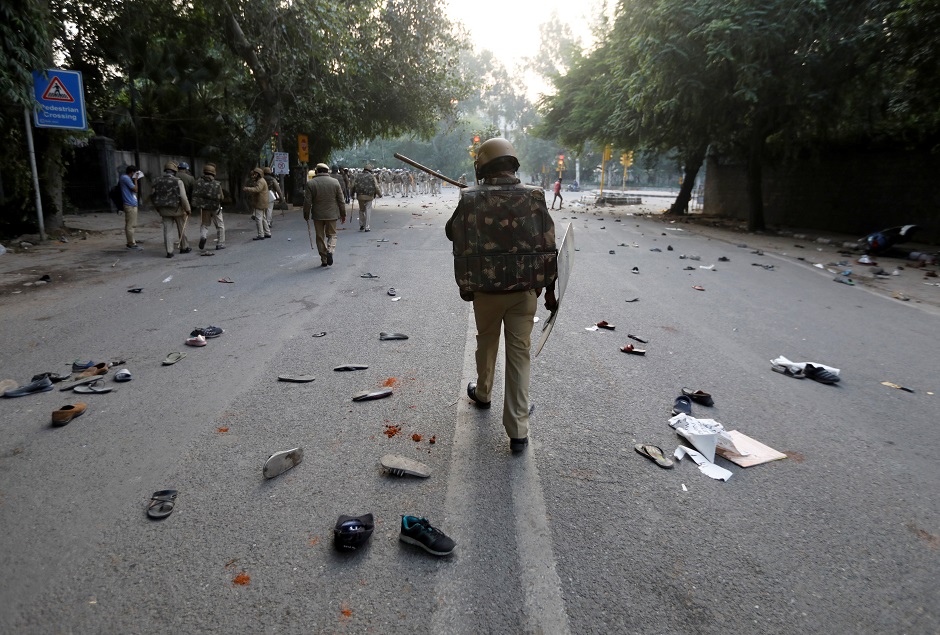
[544,289,558,312]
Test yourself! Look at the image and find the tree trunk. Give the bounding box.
[668,145,706,215]
[41,131,64,232]
[746,133,766,232]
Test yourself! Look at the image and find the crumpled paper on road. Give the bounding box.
[674,446,733,481]
[771,355,840,377]
[668,413,746,463]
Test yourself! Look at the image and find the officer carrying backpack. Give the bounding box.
[152,176,181,208]
[354,172,376,197]
[191,177,220,209]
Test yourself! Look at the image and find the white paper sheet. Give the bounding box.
[674,446,733,481]
[668,413,746,463]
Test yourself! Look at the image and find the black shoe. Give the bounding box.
[510,437,528,453]
[327,252,333,266]
[321,262,329,267]
[216,244,225,250]
[264,234,272,239]
[359,226,364,231]
[467,382,491,409]
[166,253,174,258]
[198,238,206,250]
[180,247,192,254]
[253,236,265,241]
[399,515,456,556]
[804,364,840,384]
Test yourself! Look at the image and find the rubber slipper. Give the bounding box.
[73,380,113,394]
[620,344,646,355]
[334,364,368,371]
[672,395,693,416]
[681,387,714,406]
[277,375,316,383]
[263,447,304,479]
[128,288,143,293]
[771,364,805,379]
[596,321,615,330]
[218,278,234,283]
[627,334,647,343]
[352,388,393,401]
[185,335,207,347]
[311,332,327,338]
[114,368,133,382]
[388,288,397,296]
[59,375,107,391]
[147,490,177,519]
[162,352,186,365]
[379,332,409,340]
[360,273,379,278]
[634,444,674,469]
[631,267,639,274]
[624,298,639,303]
[380,454,431,478]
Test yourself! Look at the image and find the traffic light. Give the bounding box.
[557,154,565,168]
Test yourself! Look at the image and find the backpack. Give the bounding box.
[152,175,181,208]
[109,183,123,210]
[191,177,220,209]
[355,172,376,197]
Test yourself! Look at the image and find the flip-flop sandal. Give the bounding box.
[185,335,207,347]
[596,321,616,330]
[624,298,639,303]
[263,447,304,479]
[352,388,393,401]
[388,288,397,296]
[334,364,368,371]
[379,332,409,340]
[681,387,714,406]
[277,375,316,383]
[360,273,379,278]
[671,395,693,416]
[380,454,431,478]
[218,278,234,283]
[147,490,177,519]
[620,344,646,355]
[634,444,674,469]
[311,332,327,338]
[692,286,705,291]
[200,251,215,256]
[114,368,133,382]
[162,352,186,366]
[128,288,143,293]
[627,334,647,343]
[73,380,113,394]
[59,375,107,391]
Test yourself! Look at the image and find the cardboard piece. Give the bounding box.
[715,430,787,467]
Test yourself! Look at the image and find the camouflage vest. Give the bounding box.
[192,177,221,209]
[354,172,377,197]
[152,175,181,208]
[449,179,558,294]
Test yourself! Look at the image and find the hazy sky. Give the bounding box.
[445,0,601,97]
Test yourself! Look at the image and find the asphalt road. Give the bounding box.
[0,190,937,634]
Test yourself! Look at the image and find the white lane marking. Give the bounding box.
[432,312,570,634]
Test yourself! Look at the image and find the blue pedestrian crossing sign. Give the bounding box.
[32,69,88,130]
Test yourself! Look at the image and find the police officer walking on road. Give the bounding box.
[445,138,558,454]
[152,161,192,258]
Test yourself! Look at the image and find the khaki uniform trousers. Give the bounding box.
[123,204,138,247]
[314,218,338,264]
[199,207,225,247]
[472,289,537,439]
[357,197,374,230]
[157,209,188,254]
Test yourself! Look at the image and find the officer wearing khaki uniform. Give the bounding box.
[151,161,192,258]
[243,168,271,239]
[191,163,225,250]
[303,163,347,267]
[445,138,558,453]
[351,164,381,231]
[262,167,282,229]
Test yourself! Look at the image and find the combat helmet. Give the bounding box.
[474,138,519,179]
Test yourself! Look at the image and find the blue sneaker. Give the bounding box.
[400,516,456,556]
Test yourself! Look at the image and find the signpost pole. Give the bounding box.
[23,108,46,241]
